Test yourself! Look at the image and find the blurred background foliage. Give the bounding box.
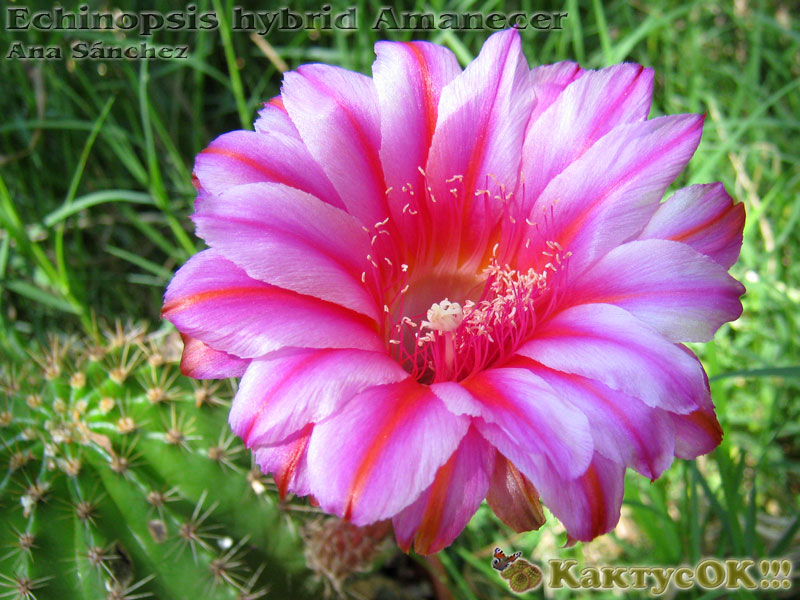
[0,0,798,598]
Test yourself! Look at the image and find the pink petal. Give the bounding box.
[567,239,745,342]
[528,61,583,124]
[485,455,545,533]
[281,64,388,227]
[522,63,654,203]
[253,423,313,499]
[518,303,709,414]
[425,28,534,267]
[178,334,249,379]
[535,453,626,542]
[253,95,300,138]
[192,182,378,319]
[373,40,461,246]
[307,379,470,525]
[670,406,723,459]
[640,183,745,269]
[521,114,705,276]
[229,347,408,448]
[516,360,675,480]
[162,249,383,358]
[392,427,493,554]
[437,369,593,478]
[193,130,344,210]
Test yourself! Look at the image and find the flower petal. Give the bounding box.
[435,369,593,478]
[567,239,745,342]
[253,95,299,138]
[229,348,408,448]
[518,303,709,414]
[670,406,723,459]
[178,334,249,379]
[193,130,344,210]
[374,40,460,188]
[535,453,625,542]
[373,40,461,246]
[192,182,378,319]
[516,360,675,479]
[425,28,534,267]
[521,114,705,276]
[307,379,470,525]
[522,63,653,203]
[528,61,583,124]
[282,64,387,227]
[485,455,546,533]
[253,423,313,499]
[640,183,745,269]
[393,427,493,554]
[162,249,383,358]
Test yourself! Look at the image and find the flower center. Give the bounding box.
[388,259,561,384]
[421,299,464,333]
[359,166,572,383]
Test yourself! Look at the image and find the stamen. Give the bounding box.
[360,162,572,384]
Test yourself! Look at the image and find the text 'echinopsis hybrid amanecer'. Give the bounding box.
[163,29,745,554]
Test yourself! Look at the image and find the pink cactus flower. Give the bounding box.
[163,29,745,554]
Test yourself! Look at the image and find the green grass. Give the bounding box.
[1,0,798,598]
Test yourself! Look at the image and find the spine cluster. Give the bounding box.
[0,323,314,599]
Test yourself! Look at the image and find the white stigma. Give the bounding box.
[421,298,464,333]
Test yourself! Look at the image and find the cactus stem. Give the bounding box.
[145,486,179,520]
[208,535,249,588]
[101,320,146,351]
[140,366,179,405]
[0,572,52,600]
[20,481,49,518]
[174,491,219,564]
[85,544,116,576]
[104,572,155,600]
[0,528,36,563]
[245,469,268,496]
[107,342,143,385]
[192,381,227,409]
[232,563,268,600]
[162,406,195,449]
[207,430,243,473]
[107,437,140,477]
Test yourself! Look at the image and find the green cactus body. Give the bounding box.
[0,325,314,599]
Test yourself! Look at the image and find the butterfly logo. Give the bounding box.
[491,547,522,571]
[490,548,543,594]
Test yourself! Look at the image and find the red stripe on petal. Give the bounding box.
[582,463,606,538]
[403,42,437,148]
[267,95,286,112]
[343,382,426,521]
[275,423,313,500]
[412,455,457,552]
[689,408,723,442]
[199,146,296,187]
[163,285,377,333]
[671,201,744,244]
[162,286,274,315]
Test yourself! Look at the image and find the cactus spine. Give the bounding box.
[0,323,314,599]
